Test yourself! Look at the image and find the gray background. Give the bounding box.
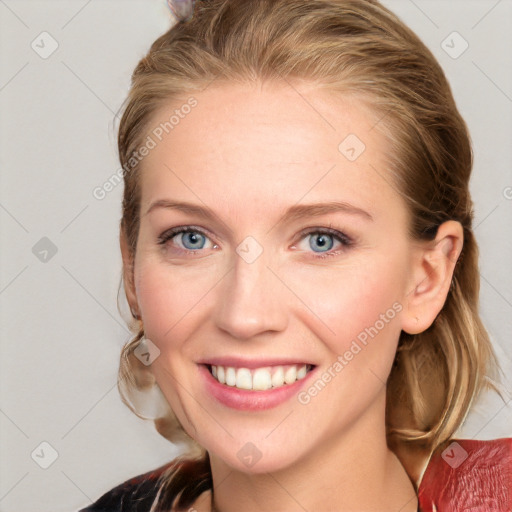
[0,1,511,510]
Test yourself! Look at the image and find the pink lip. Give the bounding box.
[196,356,315,369]
[198,363,318,411]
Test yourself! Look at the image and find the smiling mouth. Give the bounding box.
[206,363,315,391]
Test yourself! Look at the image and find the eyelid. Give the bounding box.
[295,226,353,245]
[158,225,213,241]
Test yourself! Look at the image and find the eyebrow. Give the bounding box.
[145,199,374,225]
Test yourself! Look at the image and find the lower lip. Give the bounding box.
[198,364,317,411]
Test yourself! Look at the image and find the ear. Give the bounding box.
[120,226,140,319]
[402,220,464,335]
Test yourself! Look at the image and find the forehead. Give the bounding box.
[138,81,401,223]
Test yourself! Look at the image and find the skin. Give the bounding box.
[121,80,463,512]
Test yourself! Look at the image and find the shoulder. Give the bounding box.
[78,460,177,512]
[417,437,512,512]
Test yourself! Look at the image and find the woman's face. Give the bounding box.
[130,81,421,473]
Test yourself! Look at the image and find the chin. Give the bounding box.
[208,439,305,475]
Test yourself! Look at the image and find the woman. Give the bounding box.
[81,0,511,510]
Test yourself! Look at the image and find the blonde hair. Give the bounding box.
[116,0,505,508]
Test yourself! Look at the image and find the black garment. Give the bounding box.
[78,471,160,512]
[80,437,512,511]
[79,473,422,511]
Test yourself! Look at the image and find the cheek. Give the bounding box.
[133,259,212,348]
[133,261,208,411]
[285,256,406,359]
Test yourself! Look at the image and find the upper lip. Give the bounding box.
[197,357,317,370]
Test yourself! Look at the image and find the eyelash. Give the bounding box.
[157,225,353,259]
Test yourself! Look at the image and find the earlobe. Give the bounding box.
[402,220,463,335]
[120,227,140,319]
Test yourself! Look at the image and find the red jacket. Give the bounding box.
[418,437,511,511]
[80,437,511,511]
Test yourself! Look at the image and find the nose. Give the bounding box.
[214,248,289,340]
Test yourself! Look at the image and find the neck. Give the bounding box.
[208,392,418,512]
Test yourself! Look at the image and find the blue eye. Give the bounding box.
[158,227,213,254]
[180,230,206,250]
[157,225,352,259]
[296,228,352,259]
[309,232,334,252]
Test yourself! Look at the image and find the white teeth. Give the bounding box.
[236,368,252,390]
[297,365,307,379]
[225,367,236,386]
[284,366,297,384]
[253,368,272,390]
[209,364,311,391]
[271,367,284,387]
